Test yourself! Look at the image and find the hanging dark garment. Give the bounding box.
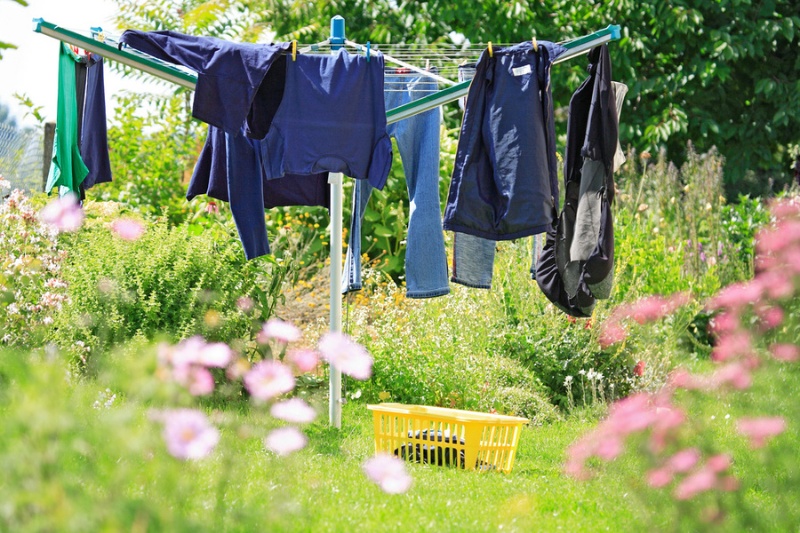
[535,45,619,317]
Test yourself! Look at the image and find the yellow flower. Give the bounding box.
[379,391,391,401]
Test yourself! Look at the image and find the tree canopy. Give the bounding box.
[113,0,800,195]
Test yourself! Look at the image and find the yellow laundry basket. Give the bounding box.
[366,403,528,473]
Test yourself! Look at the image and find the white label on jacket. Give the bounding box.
[512,64,532,76]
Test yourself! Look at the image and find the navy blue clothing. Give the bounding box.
[190,125,330,260]
[443,40,566,240]
[118,30,290,135]
[262,49,392,189]
[535,45,619,317]
[79,53,112,190]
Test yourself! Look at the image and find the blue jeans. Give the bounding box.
[342,72,449,298]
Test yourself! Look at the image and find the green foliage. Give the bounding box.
[155,0,800,191]
[102,93,202,225]
[48,208,275,366]
[0,190,68,348]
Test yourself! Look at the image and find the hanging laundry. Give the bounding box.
[189,125,329,260]
[47,42,112,197]
[536,45,621,317]
[448,56,552,289]
[342,69,449,299]
[119,30,392,190]
[443,40,566,241]
[260,49,392,189]
[118,30,290,136]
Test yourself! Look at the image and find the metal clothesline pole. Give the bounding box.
[31,16,621,428]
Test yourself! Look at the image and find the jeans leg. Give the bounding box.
[342,178,372,293]
[452,232,495,288]
[392,82,449,298]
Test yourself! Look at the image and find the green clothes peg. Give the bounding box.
[46,42,89,196]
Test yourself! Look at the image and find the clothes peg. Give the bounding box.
[292,40,297,61]
[532,37,538,52]
[366,41,370,62]
[488,41,493,57]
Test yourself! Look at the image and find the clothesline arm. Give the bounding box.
[33,18,621,126]
[385,24,621,124]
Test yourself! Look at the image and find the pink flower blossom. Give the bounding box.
[161,409,219,460]
[598,321,628,348]
[737,417,787,448]
[708,281,763,311]
[755,220,800,254]
[197,342,233,368]
[362,454,413,494]
[712,362,752,390]
[318,332,373,380]
[706,454,732,473]
[708,312,740,336]
[769,197,800,218]
[206,200,219,214]
[622,293,691,324]
[257,318,301,344]
[770,343,800,362]
[286,348,320,373]
[40,193,84,232]
[647,467,674,488]
[187,366,215,396]
[756,271,794,300]
[243,360,295,401]
[711,331,753,362]
[633,360,646,377]
[110,218,146,241]
[649,406,687,453]
[264,426,307,455]
[674,467,717,500]
[756,305,784,330]
[668,368,710,390]
[667,448,701,473]
[270,398,317,424]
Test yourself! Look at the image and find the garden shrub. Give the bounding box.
[49,207,282,366]
[0,187,69,348]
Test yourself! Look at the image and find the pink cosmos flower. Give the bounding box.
[264,426,307,455]
[756,305,784,330]
[770,343,800,362]
[286,348,320,373]
[598,321,628,348]
[711,362,752,390]
[270,398,317,424]
[362,454,413,494]
[110,218,146,241]
[187,366,215,396]
[667,448,701,473]
[708,312,740,336]
[161,409,220,460]
[668,368,710,390]
[647,467,674,488]
[197,342,233,368]
[257,318,301,344]
[737,417,787,448]
[706,454,732,473]
[243,360,295,401]
[40,193,84,232]
[711,331,753,362]
[674,467,717,500]
[318,332,373,380]
[707,281,763,311]
[769,197,800,218]
[756,271,794,300]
